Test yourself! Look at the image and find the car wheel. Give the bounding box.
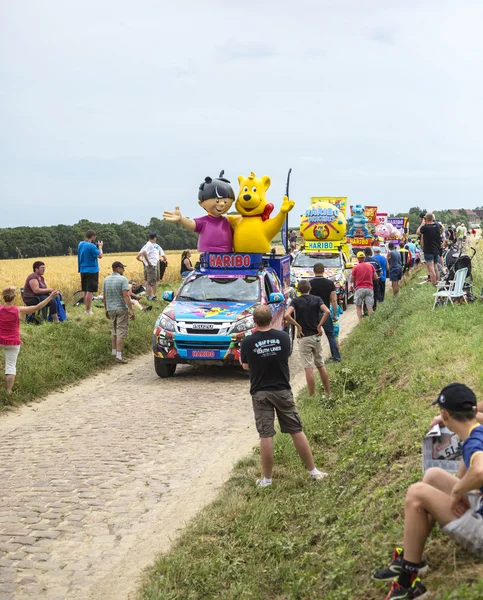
[286,323,295,355]
[341,285,348,311]
[154,357,176,378]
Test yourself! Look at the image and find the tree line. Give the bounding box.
[391,207,481,235]
[0,218,198,259]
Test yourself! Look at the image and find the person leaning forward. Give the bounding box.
[102,261,134,364]
[240,305,327,488]
[285,279,331,397]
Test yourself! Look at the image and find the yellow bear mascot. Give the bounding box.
[231,172,295,253]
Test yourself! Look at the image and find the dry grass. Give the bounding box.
[0,250,199,304]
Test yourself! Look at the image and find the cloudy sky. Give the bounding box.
[1,0,483,228]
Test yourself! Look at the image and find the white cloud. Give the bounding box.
[1,0,483,227]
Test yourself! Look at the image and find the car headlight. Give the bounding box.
[157,314,176,332]
[228,315,255,334]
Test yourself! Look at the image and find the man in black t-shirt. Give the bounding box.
[240,305,327,487]
[417,213,441,285]
[285,280,331,397]
[310,263,341,361]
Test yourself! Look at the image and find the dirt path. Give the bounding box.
[0,306,359,600]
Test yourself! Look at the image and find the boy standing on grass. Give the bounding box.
[240,305,327,488]
[102,262,134,364]
[285,280,331,396]
[373,383,483,599]
[78,230,103,315]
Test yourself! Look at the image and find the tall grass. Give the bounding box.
[139,241,483,599]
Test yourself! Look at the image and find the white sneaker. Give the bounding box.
[256,478,272,488]
[310,469,328,481]
[84,310,93,315]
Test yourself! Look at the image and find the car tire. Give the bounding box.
[285,323,295,355]
[154,357,176,378]
[341,285,348,311]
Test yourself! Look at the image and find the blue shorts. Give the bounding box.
[389,269,402,282]
[424,253,440,263]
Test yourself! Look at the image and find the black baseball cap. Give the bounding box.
[431,383,477,412]
[112,261,126,269]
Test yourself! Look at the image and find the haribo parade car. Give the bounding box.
[152,252,296,377]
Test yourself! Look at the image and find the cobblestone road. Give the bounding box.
[0,307,357,599]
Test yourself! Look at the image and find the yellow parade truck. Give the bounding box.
[291,197,354,309]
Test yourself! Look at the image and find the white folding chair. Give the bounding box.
[432,267,468,310]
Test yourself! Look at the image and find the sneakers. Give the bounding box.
[115,357,128,364]
[373,548,428,582]
[84,310,93,315]
[384,576,428,599]
[142,306,153,311]
[310,469,328,481]
[255,478,272,488]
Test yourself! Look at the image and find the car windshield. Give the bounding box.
[293,253,343,269]
[177,275,260,303]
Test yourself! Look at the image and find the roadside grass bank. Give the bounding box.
[140,252,483,599]
[0,291,171,411]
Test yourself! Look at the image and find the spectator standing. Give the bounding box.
[136,233,160,300]
[240,305,327,487]
[23,261,61,323]
[351,251,378,321]
[416,213,441,285]
[309,263,341,362]
[152,240,167,281]
[102,262,134,364]
[373,384,483,599]
[0,286,59,393]
[363,247,382,308]
[405,240,418,269]
[398,243,412,279]
[289,230,297,251]
[372,247,388,302]
[387,242,403,295]
[180,250,195,278]
[285,280,331,396]
[78,230,103,315]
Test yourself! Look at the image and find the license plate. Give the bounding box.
[188,350,218,358]
[191,323,214,330]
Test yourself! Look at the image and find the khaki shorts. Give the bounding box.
[144,264,157,287]
[298,334,325,369]
[441,492,483,556]
[252,389,303,438]
[109,309,129,339]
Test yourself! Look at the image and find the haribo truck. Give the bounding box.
[292,197,354,310]
[152,252,296,377]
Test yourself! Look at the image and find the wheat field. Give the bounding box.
[0,250,199,304]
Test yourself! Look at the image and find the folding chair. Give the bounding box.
[432,268,468,310]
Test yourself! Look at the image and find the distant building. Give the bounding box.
[449,209,480,225]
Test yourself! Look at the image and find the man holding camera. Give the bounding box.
[78,230,103,315]
[416,213,441,285]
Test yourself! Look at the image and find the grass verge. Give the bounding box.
[140,245,483,599]
[0,290,170,411]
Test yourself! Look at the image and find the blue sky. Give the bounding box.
[1,0,483,228]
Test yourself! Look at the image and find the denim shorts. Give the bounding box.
[423,253,440,263]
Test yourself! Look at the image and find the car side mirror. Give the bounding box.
[269,292,284,304]
[345,263,353,269]
[162,291,174,302]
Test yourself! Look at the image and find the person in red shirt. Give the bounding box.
[0,286,58,394]
[350,252,378,322]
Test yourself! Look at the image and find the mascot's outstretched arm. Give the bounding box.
[163,206,197,231]
[263,196,295,241]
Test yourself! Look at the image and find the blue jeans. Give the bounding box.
[323,316,341,361]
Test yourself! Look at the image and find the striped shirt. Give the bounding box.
[102,273,130,311]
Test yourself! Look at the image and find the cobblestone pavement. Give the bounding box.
[0,307,357,599]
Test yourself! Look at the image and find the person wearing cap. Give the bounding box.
[102,262,134,364]
[373,383,483,599]
[136,233,160,300]
[363,247,382,307]
[372,246,388,302]
[350,251,378,322]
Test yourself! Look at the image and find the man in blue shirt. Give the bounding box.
[372,247,388,302]
[77,230,103,315]
[405,240,417,269]
[373,383,483,599]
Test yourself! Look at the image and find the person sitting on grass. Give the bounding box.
[0,286,59,394]
[23,261,62,323]
[128,281,152,312]
[240,305,327,487]
[373,383,483,600]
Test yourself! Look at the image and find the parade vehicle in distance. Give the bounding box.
[293,197,354,310]
[152,253,296,377]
